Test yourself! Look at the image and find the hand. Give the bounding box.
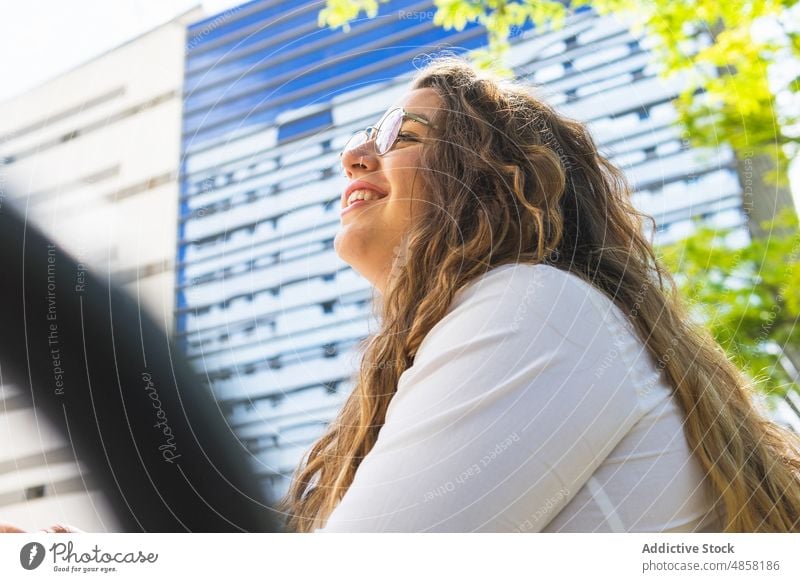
[0,521,84,533]
[40,523,84,533]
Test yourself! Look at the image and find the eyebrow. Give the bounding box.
[406,113,432,124]
[377,111,433,127]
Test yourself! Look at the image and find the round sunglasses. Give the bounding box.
[339,107,436,160]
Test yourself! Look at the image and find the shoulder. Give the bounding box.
[445,262,628,342]
[439,262,670,410]
[413,262,661,389]
[451,262,604,308]
[407,264,609,375]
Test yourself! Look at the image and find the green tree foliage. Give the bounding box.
[318,0,388,32]
[658,208,800,401]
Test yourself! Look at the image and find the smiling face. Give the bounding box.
[334,87,443,294]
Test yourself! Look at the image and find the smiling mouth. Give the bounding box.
[344,187,388,207]
[340,196,387,217]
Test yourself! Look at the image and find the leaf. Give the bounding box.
[658,211,800,397]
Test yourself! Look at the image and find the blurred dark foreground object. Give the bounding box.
[0,200,282,532]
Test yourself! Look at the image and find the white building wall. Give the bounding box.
[0,8,202,531]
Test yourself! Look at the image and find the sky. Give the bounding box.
[0,0,797,195]
[0,0,240,102]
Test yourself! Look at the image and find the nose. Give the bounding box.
[340,139,379,178]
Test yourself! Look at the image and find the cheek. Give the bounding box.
[379,198,419,235]
[387,159,427,218]
[387,152,424,195]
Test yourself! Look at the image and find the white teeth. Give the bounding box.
[347,189,385,206]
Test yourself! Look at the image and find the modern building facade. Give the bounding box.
[0,8,201,531]
[178,0,756,500]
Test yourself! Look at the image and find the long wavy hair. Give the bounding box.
[277,55,800,532]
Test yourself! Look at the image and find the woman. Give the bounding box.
[278,55,800,533]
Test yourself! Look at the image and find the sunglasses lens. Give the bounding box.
[376,109,403,155]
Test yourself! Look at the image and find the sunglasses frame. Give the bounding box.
[339,107,436,160]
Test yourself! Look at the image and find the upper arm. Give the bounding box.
[317,265,645,532]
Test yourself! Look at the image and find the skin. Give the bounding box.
[0,521,82,533]
[335,87,443,294]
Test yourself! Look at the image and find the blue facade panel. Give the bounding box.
[183,0,490,148]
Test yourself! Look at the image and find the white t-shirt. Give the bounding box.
[315,263,724,532]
